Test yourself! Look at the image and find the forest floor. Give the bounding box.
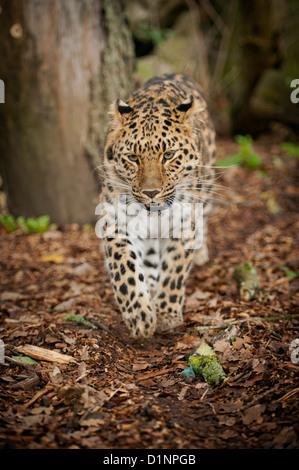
[0,135,298,450]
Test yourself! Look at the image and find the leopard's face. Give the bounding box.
[106,95,204,210]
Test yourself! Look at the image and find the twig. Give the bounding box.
[240,384,279,412]
[24,384,54,408]
[273,387,299,404]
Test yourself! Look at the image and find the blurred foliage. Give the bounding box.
[280,142,299,158]
[0,214,51,233]
[135,22,173,46]
[216,135,262,170]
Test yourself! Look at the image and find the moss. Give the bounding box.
[63,314,97,330]
[188,354,226,386]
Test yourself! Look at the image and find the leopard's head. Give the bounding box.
[104,94,205,210]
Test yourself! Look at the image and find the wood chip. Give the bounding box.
[12,373,40,390]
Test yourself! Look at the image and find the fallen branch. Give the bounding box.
[15,344,77,364]
[12,373,40,390]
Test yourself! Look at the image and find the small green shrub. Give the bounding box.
[0,214,51,233]
[217,135,263,170]
[0,214,17,232]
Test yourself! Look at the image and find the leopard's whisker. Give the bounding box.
[176,190,226,204]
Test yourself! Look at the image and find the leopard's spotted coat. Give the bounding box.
[98,74,216,339]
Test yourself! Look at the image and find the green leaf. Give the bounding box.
[232,135,263,170]
[235,134,253,145]
[0,214,51,234]
[0,214,17,232]
[16,216,28,233]
[216,154,243,167]
[286,270,297,279]
[244,151,263,169]
[12,356,38,364]
[195,340,216,357]
[36,215,51,232]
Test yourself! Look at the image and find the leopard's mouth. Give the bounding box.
[144,197,174,212]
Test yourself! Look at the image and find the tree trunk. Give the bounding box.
[0,0,134,224]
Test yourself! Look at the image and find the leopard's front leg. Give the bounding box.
[102,237,156,339]
[155,239,193,333]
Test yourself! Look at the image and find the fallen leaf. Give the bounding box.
[30,406,54,416]
[175,334,200,351]
[80,418,105,428]
[132,362,150,371]
[54,298,76,312]
[218,415,236,426]
[76,362,87,382]
[42,230,62,240]
[12,356,38,365]
[178,385,189,401]
[73,262,95,276]
[232,337,245,350]
[185,290,212,308]
[51,365,63,385]
[242,404,266,425]
[58,385,83,404]
[208,297,218,308]
[40,255,65,263]
[212,325,240,345]
[0,291,25,301]
[213,340,230,353]
[190,290,212,300]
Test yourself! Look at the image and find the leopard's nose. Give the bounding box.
[142,190,160,199]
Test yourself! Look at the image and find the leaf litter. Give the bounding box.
[0,137,298,449]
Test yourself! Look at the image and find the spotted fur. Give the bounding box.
[98,74,216,339]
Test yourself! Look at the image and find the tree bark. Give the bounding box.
[0,0,134,224]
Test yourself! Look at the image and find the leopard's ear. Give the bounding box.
[176,95,205,123]
[109,98,133,128]
[116,98,133,115]
[177,95,194,113]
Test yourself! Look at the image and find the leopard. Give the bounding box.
[97,74,216,340]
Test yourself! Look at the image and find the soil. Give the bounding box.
[0,136,298,450]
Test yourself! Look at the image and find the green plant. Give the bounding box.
[280,142,299,158]
[0,214,18,232]
[23,215,51,233]
[217,135,263,170]
[0,214,51,233]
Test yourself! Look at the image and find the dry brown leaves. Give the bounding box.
[0,137,298,449]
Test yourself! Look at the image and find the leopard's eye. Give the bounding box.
[127,154,139,163]
[163,150,176,163]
